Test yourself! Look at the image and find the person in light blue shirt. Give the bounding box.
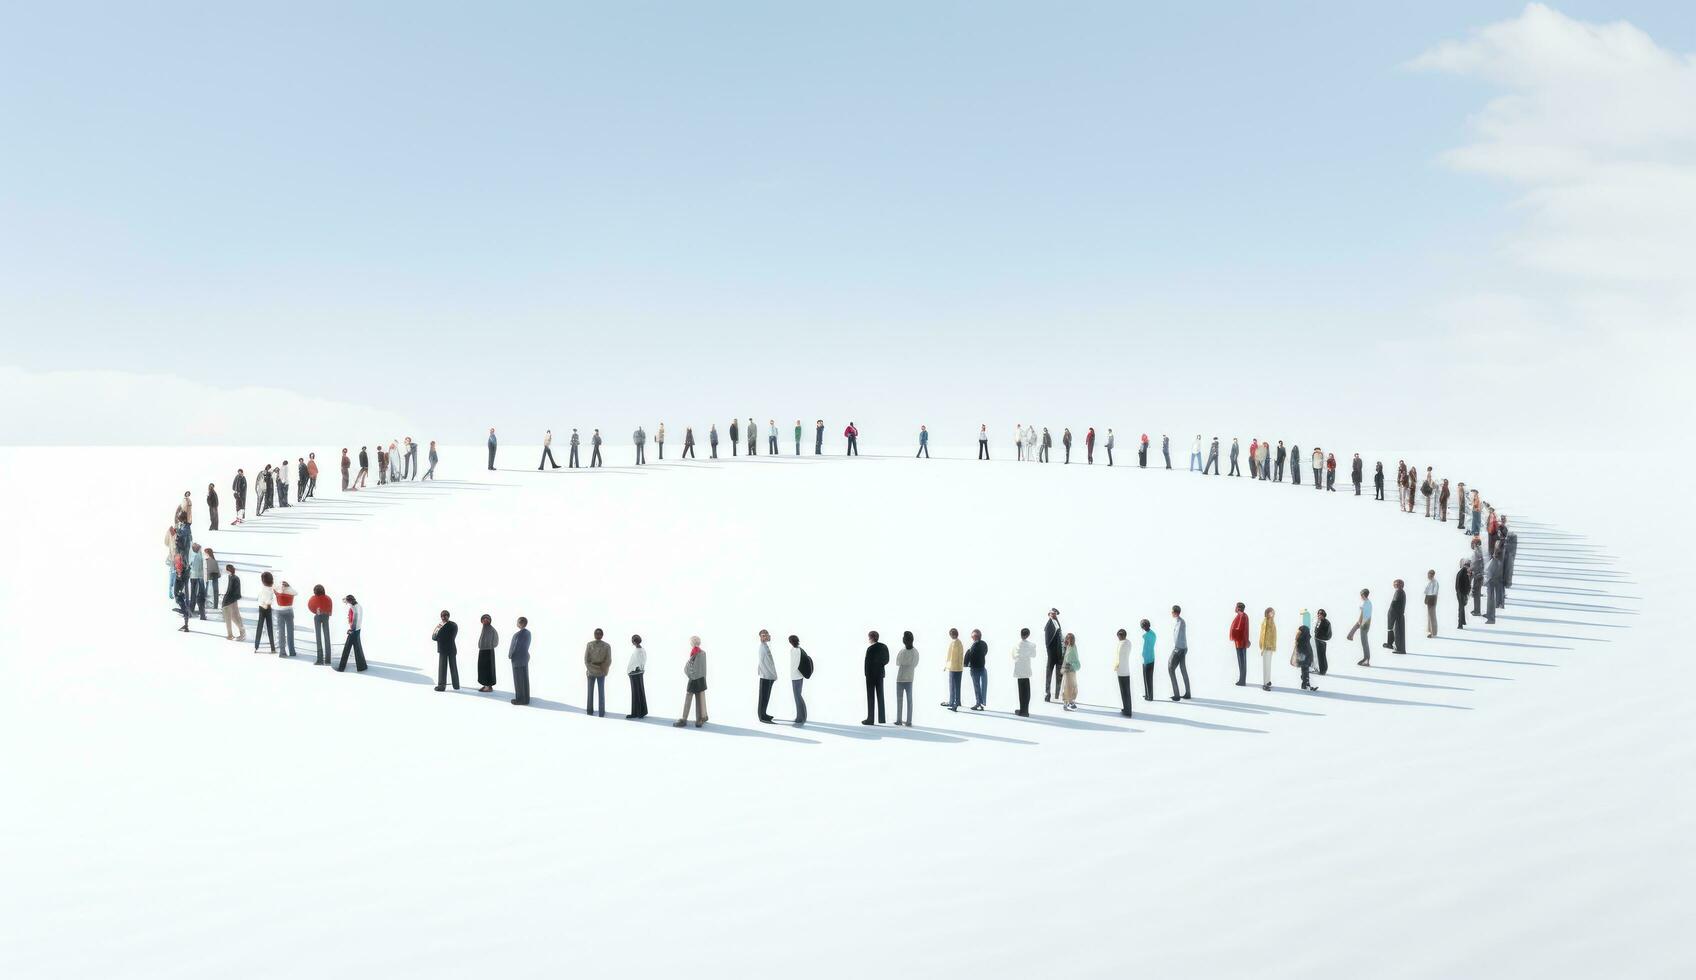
[1140,620,1157,701]
[1351,590,1373,666]
[916,425,930,458]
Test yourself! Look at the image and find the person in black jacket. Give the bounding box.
[862,630,890,725]
[433,610,460,691]
[965,629,989,710]
[1455,559,1472,629]
[1351,454,1364,495]
[1373,462,1385,501]
[1313,608,1332,675]
[221,566,245,640]
[1043,608,1064,702]
[1384,580,1407,655]
[729,419,739,456]
[231,470,248,522]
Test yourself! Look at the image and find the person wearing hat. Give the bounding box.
[337,595,366,672]
[1043,608,1064,703]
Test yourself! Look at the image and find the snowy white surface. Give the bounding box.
[1,441,1688,978]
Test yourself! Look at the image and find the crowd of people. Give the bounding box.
[164,423,1521,731]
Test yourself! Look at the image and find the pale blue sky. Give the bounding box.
[2,2,1691,445]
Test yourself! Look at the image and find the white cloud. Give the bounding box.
[0,364,412,445]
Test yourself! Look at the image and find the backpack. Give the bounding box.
[798,649,814,679]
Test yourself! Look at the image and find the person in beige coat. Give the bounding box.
[584,628,612,717]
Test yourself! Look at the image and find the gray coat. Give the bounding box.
[508,628,531,663]
[895,647,919,683]
[478,624,499,651]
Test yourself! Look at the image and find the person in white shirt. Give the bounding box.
[1190,435,1203,471]
[1112,628,1134,716]
[540,429,560,469]
[1012,628,1037,716]
[767,419,778,455]
[894,632,919,726]
[337,595,366,672]
[756,630,778,723]
[253,571,277,654]
[978,424,990,460]
[1015,424,1026,461]
[787,634,808,727]
[625,635,648,719]
[1423,569,1440,638]
[274,579,299,658]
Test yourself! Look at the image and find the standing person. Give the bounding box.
[308,586,333,665]
[569,429,581,468]
[1042,608,1066,703]
[406,437,419,480]
[675,638,708,728]
[1294,624,1318,691]
[294,457,307,501]
[940,627,965,711]
[1257,608,1277,691]
[1484,546,1503,625]
[844,421,859,455]
[1039,427,1052,463]
[1275,440,1288,481]
[187,545,207,620]
[633,425,646,465]
[540,429,560,469]
[232,469,248,522]
[894,632,919,726]
[590,429,603,467]
[424,442,437,480]
[1113,628,1135,715]
[1015,424,1026,461]
[1189,435,1202,471]
[1230,437,1242,477]
[1060,633,1080,710]
[916,425,930,458]
[1439,479,1452,522]
[682,426,696,459]
[253,571,277,655]
[1374,462,1385,500]
[1351,454,1364,495]
[625,634,648,718]
[274,578,298,658]
[978,424,990,460]
[180,490,195,527]
[815,419,824,455]
[1326,453,1337,490]
[965,629,989,710]
[793,419,803,456]
[1228,602,1251,686]
[1085,426,1095,464]
[1161,434,1170,469]
[433,610,460,692]
[340,450,352,491]
[275,460,290,508]
[487,428,498,470]
[1204,437,1220,475]
[1348,589,1373,666]
[1311,447,1324,489]
[1455,559,1472,630]
[374,446,385,486]
[206,483,220,530]
[356,447,369,488]
[337,595,367,672]
[1169,606,1191,701]
[1259,440,1271,481]
[1137,432,1148,467]
[1011,628,1037,716]
[1139,621,1157,703]
[584,628,611,716]
[203,548,220,613]
[221,565,245,640]
[746,418,758,456]
[788,634,809,726]
[172,554,190,631]
[656,423,666,460]
[306,452,319,495]
[1386,579,1408,656]
[508,617,531,705]
[708,424,719,459]
[767,419,778,455]
[1313,608,1332,675]
[756,630,778,724]
[729,418,739,456]
[1424,569,1440,638]
[1105,429,1115,466]
[1290,444,1301,486]
[476,615,499,692]
[861,630,889,725]
[1062,427,1073,464]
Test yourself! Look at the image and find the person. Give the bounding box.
[1228,601,1250,686]
[916,425,930,458]
[1138,621,1157,703]
[1011,628,1037,716]
[894,632,919,726]
[1060,633,1080,709]
[1469,537,1486,616]
[1439,478,1451,521]
[1312,447,1324,490]
[625,634,648,718]
[203,547,220,613]
[1455,559,1472,630]
[1326,453,1337,490]
[275,460,290,508]
[205,483,220,531]
[1043,608,1064,703]
[746,417,758,456]
[179,490,195,527]
[1229,437,1241,476]
[1039,427,1052,463]
[433,610,460,691]
[941,627,964,710]
[1257,608,1277,691]
[584,628,611,715]
[340,450,352,491]
[172,554,190,631]
[590,429,603,467]
[656,423,666,460]
[965,629,989,710]
[372,447,384,487]
[569,428,581,467]
[1161,433,1170,469]
[1062,427,1073,464]
[338,595,367,672]
[1169,606,1191,700]
[788,634,809,726]
[476,615,499,692]
[815,419,824,455]
[1351,454,1363,495]
[402,438,417,480]
[756,630,778,723]
[188,545,207,619]
[844,421,859,455]
[1204,437,1220,475]
[253,571,277,654]
[1484,546,1503,625]
[1136,432,1147,467]
[356,446,369,488]
[1275,441,1287,481]
[1025,425,1038,462]
[767,419,778,455]
[1085,426,1095,464]
[1113,628,1134,715]
[675,637,708,728]
[307,586,333,665]
[1189,435,1202,471]
[306,452,320,495]
[633,425,646,465]
[295,457,308,502]
[708,424,719,459]
[1385,579,1408,656]
[1313,608,1332,675]
[978,424,990,460]
[423,441,437,480]
[1290,444,1302,486]
[540,429,560,469]
[218,564,245,639]
[1423,569,1440,638]
[1104,428,1114,466]
[1348,589,1373,666]
[508,617,531,704]
[486,428,498,470]
[794,420,803,456]
[683,426,696,459]
[862,630,889,725]
[729,418,739,456]
[274,578,298,658]
[1015,424,1025,461]
[232,469,248,522]
[1294,625,1318,691]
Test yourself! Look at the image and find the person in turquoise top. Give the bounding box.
[1139,620,1157,701]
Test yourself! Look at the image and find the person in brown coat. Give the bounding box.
[584,628,612,717]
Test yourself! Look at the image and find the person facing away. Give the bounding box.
[1084,426,1095,464]
[1257,608,1277,691]
[1385,579,1408,655]
[683,425,696,459]
[508,617,531,705]
[729,418,739,455]
[1139,621,1157,703]
[1113,628,1135,716]
[862,630,890,725]
[941,627,965,711]
[746,417,757,455]
[709,424,719,458]
[1011,628,1038,716]
[815,419,824,454]
[633,425,646,465]
[965,629,989,710]
[756,629,778,724]
[433,610,460,691]
[1454,559,1472,630]
[893,632,919,727]
[1043,607,1065,702]
[590,429,603,467]
[844,421,859,455]
[1349,589,1372,666]
[675,636,708,728]
[1062,427,1072,463]
[1294,624,1318,691]
[584,628,612,716]
[794,419,803,455]
[625,634,648,719]
[1313,608,1332,675]
[1423,569,1440,638]
[476,614,499,692]
[1169,605,1191,701]
[487,428,498,470]
[1352,454,1364,494]
[788,634,809,726]
[1060,633,1080,709]
[978,424,990,460]
[1228,602,1251,686]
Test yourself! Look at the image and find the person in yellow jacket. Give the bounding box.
[939,627,965,711]
[1257,608,1278,691]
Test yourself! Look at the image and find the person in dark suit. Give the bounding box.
[1455,560,1472,629]
[1385,580,1408,655]
[509,618,532,704]
[1313,608,1332,675]
[1043,608,1064,702]
[861,631,890,725]
[433,610,460,691]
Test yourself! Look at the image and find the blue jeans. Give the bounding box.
[969,667,987,706]
[946,670,962,707]
[1189,452,1201,471]
[791,678,807,724]
[896,681,913,724]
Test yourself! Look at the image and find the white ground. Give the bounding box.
[1,442,1688,978]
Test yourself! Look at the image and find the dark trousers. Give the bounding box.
[1472,574,1483,615]
[254,607,275,652]
[757,677,775,720]
[682,444,695,458]
[512,659,531,704]
[847,436,858,455]
[540,446,558,468]
[916,444,929,458]
[979,442,989,459]
[627,672,646,716]
[970,667,987,706]
[1064,445,1071,463]
[190,579,207,618]
[1235,646,1247,683]
[1141,662,1154,700]
[590,447,601,466]
[1229,456,1239,475]
[1358,625,1371,663]
[1168,650,1190,697]
[1045,654,1062,697]
[570,447,580,467]
[1392,616,1407,655]
[945,670,962,707]
[658,442,664,459]
[314,613,332,663]
[1376,483,1384,500]
[438,651,460,689]
[209,506,219,530]
[710,443,718,458]
[864,677,885,722]
[207,577,220,609]
[1017,677,1031,714]
[635,444,646,464]
[815,433,823,454]
[1117,674,1133,714]
[338,630,366,671]
[1315,639,1328,674]
[1457,596,1468,628]
[586,675,605,714]
[487,445,496,470]
[1300,662,1313,688]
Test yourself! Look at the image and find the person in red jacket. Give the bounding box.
[843,422,859,456]
[307,586,335,665]
[1228,602,1251,686]
[1085,427,1095,464]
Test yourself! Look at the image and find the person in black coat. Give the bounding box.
[206,483,220,530]
[1455,560,1472,629]
[1043,608,1064,702]
[231,469,248,521]
[433,610,460,691]
[1373,462,1385,501]
[1313,608,1332,675]
[861,631,890,725]
[1384,580,1407,655]
[965,629,989,710]
[1351,454,1364,495]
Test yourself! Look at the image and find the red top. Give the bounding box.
[1228,612,1250,647]
[307,594,333,615]
[275,590,296,607]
